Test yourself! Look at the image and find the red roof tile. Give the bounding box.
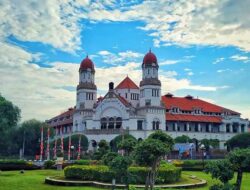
[162,95,239,115]
[115,76,139,89]
[166,113,222,123]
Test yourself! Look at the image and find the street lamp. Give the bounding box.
[200,144,206,169]
[71,146,74,160]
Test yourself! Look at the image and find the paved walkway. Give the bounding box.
[45,175,207,189]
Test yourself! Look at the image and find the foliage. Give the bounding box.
[175,135,192,143]
[111,134,136,151]
[200,139,220,150]
[64,163,181,184]
[102,152,118,165]
[108,155,132,188]
[205,160,234,184]
[226,133,250,150]
[148,130,174,150]
[74,159,101,165]
[134,135,171,190]
[118,138,137,156]
[0,159,40,171]
[92,140,110,160]
[209,183,236,190]
[62,134,89,151]
[227,148,250,190]
[64,165,115,182]
[44,160,55,169]
[0,95,21,156]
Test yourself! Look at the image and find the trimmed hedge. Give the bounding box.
[64,165,114,182]
[129,163,181,184]
[74,160,100,165]
[64,163,181,184]
[172,159,222,171]
[0,160,40,171]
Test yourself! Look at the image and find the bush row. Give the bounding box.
[64,163,181,184]
[0,160,40,171]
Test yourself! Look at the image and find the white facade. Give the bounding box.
[48,52,249,150]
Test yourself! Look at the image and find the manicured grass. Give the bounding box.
[182,171,250,190]
[0,170,99,190]
[0,169,249,190]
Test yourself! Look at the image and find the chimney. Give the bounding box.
[109,82,114,91]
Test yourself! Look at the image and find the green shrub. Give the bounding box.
[64,163,181,184]
[44,160,55,169]
[129,163,181,184]
[0,159,40,171]
[64,165,115,182]
[102,152,118,165]
[74,159,100,165]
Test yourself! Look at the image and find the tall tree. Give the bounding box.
[118,138,137,156]
[15,119,44,157]
[0,94,21,155]
[175,135,192,143]
[226,133,250,150]
[134,138,170,190]
[228,148,250,190]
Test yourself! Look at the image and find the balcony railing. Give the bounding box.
[84,128,125,135]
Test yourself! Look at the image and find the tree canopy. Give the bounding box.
[174,135,192,143]
[226,133,250,150]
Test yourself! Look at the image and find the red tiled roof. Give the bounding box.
[166,113,222,123]
[47,108,74,127]
[118,95,130,107]
[115,76,139,89]
[162,95,239,115]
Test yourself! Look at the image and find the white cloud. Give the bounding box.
[187,72,194,76]
[84,0,250,52]
[160,60,181,65]
[0,0,91,53]
[217,69,232,73]
[213,57,225,64]
[97,50,143,65]
[230,55,250,63]
[0,43,228,121]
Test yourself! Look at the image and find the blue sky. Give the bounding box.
[0,0,250,121]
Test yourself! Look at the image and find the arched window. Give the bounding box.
[116,117,122,129]
[108,117,115,129]
[156,121,160,130]
[101,118,107,129]
[152,119,160,130]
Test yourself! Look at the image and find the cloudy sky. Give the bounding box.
[0,0,250,121]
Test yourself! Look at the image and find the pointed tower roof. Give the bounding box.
[115,76,139,90]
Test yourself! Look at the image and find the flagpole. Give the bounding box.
[68,127,72,161]
[54,127,57,159]
[40,126,44,161]
[46,127,50,160]
[77,135,81,160]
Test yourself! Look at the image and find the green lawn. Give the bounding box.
[0,169,249,190]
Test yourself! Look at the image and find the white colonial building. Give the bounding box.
[47,51,249,150]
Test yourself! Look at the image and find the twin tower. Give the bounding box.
[76,50,162,110]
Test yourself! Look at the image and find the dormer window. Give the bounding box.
[172,107,179,113]
[194,108,202,114]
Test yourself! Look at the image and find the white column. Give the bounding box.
[229,124,233,133]
[187,123,190,131]
[209,124,212,133]
[198,123,201,132]
[174,123,177,131]
[238,124,241,133]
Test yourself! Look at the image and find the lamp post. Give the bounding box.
[70,146,74,160]
[200,144,205,170]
